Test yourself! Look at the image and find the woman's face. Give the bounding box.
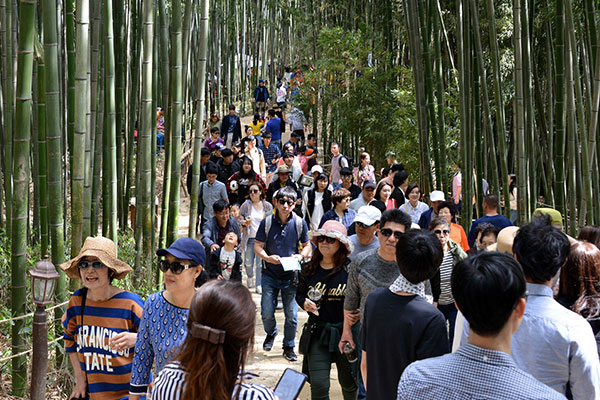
[246,127,253,136]
[248,138,255,148]
[285,144,294,154]
[318,237,341,259]
[211,130,219,139]
[317,178,328,192]
[163,253,201,292]
[249,185,261,201]
[242,160,252,173]
[433,224,450,248]
[408,187,420,202]
[380,185,392,201]
[361,154,370,166]
[438,207,452,224]
[337,196,351,211]
[79,256,111,291]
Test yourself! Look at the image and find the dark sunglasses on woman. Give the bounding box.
[433,229,450,236]
[316,236,337,244]
[159,259,195,274]
[78,260,105,270]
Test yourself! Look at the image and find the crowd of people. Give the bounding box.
[62,82,600,400]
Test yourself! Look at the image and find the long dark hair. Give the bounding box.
[238,156,256,179]
[173,280,255,400]
[558,241,600,319]
[303,237,349,278]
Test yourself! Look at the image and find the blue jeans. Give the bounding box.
[244,238,262,286]
[261,273,298,348]
[438,302,458,351]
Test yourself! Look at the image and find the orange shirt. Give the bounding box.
[450,222,469,252]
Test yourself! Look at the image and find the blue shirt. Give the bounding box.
[461,283,600,399]
[255,213,309,280]
[130,292,189,396]
[318,208,356,231]
[467,214,513,247]
[266,118,282,141]
[398,344,566,400]
[259,143,281,173]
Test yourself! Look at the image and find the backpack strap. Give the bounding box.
[265,214,273,239]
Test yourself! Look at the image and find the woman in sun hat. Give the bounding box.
[61,236,144,400]
[296,220,358,400]
[129,237,206,399]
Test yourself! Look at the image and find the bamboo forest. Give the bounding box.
[0,0,600,398]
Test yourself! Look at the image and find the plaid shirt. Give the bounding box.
[397,344,567,400]
[259,143,281,173]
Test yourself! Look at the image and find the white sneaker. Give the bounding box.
[247,277,255,288]
[256,285,262,294]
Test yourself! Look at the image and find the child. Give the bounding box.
[206,232,243,281]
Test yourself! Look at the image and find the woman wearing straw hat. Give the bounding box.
[61,236,144,400]
[296,220,359,400]
[150,280,275,400]
[129,237,206,400]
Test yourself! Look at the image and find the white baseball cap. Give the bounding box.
[354,205,382,226]
[310,165,324,175]
[429,190,445,202]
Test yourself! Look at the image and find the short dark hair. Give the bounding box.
[307,134,316,141]
[479,224,500,243]
[228,104,236,110]
[452,252,526,336]
[268,109,276,117]
[201,148,210,156]
[339,167,353,177]
[393,171,409,187]
[380,208,412,231]
[396,230,443,284]
[262,131,272,138]
[206,162,219,175]
[275,186,298,202]
[210,126,220,134]
[213,199,229,213]
[315,173,328,182]
[483,194,499,210]
[390,163,404,173]
[577,225,600,249]
[283,152,294,159]
[437,201,457,218]
[513,215,571,283]
[221,148,233,157]
[331,188,351,205]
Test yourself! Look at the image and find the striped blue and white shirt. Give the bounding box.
[151,362,275,400]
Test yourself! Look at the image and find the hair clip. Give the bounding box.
[190,322,226,344]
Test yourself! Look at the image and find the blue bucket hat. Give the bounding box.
[156,237,206,267]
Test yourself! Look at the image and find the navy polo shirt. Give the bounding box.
[255,212,309,280]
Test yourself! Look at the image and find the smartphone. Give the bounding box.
[273,368,308,400]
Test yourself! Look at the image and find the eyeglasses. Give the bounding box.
[249,189,260,194]
[356,221,376,229]
[341,175,352,180]
[380,228,403,239]
[434,229,450,236]
[78,260,105,270]
[277,198,295,206]
[316,236,337,244]
[159,259,195,274]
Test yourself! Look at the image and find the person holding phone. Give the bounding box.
[296,220,358,399]
[129,238,206,399]
[151,280,275,400]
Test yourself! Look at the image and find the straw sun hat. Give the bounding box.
[308,220,354,254]
[60,236,133,280]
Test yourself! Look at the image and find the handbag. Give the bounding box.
[298,317,317,355]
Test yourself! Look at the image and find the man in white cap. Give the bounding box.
[350,180,377,212]
[418,190,445,230]
[348,205,381,261]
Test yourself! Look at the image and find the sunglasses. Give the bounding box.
[434,229,450,236]
[380,228,403,240]
[249,189,260,194]
[316,236,337,244]
[277,198,295,206]
[159,259,195,275]
[356,221,376,229]
[78,260,105,270]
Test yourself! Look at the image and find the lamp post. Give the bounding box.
[29,259,59,400]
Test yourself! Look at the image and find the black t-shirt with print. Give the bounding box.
[296,265,348,324]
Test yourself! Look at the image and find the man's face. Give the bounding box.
[377,222,406,259]
[363,187,375,202]
[278,172,290,183]
[331,144,339,155]
[223,155,233,165]
[308,138,316,147]
[356,221,378,243]
[207,173,217,184]
[341,174,352,187]
[259,81,264,87]
[229,109,235,116]
[263,137,271,146]
[432,201,442,213]
[480,233,497,249]
[201,154,210,165]
[275,196,294,217]
[214,207,230,226]
[291,136,298,143]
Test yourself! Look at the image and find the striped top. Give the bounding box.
[438,251,454,305]
[62,289,144,400]
[150,362,275,400]
[129,291,190,396]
